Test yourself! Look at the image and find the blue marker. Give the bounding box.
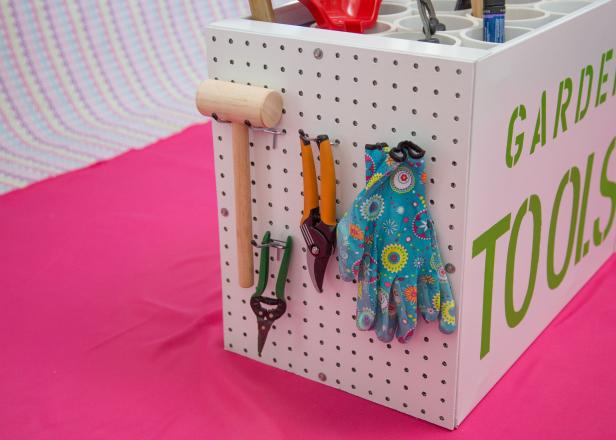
[483,0,505,43]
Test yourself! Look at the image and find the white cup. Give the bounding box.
[410,0,471,16]
[502,7,559,28]
[384,31,461,45]
[364,20,396,34]
[310,20,394,34]
[378,2,413,23]
[397,14,479,33]
[460,26,532,49]
[538,1,591,15]
[505,0,541,5]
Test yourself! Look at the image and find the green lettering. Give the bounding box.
[506,105,526,168]
[553,78,573,139]
[593,137,616,245]
[472,215,512,359]
[505,195,542,328]
[575,65,594,123]
[530,91,546,154]
[547,167,581,289]
[575,153,595,264]
[613,61,616,96]
[595,49,613,107]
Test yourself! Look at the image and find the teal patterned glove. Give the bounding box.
[338,142,456,343]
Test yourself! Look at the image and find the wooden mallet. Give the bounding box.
[196,80,283,288]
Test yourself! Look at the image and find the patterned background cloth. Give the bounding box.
[0,0,286,194]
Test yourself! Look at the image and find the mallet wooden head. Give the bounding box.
[196,79,283,129]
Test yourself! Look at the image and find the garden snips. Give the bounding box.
[299,129,337,293]
[251,232,293,356]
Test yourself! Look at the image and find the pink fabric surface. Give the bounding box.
[1,122,615,439]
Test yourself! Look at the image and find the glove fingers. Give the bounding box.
[418,269,441,323]
[427,229,457,333]
[394,279,417,343]
[374,286,396,343]
[436,265,457,334]
[356,278,377,331]
[336,213,355,282]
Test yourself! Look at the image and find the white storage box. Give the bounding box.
[208,0,616,429]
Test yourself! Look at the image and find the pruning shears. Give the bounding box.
[299,130,337,293]
[251,232,293,356]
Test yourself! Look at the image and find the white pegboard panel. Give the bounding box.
[207,21,475,429]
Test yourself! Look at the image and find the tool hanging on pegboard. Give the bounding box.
[299,130,337,293]
[250,232,293,356]
[337,141,457,343]
[196,80,284,288]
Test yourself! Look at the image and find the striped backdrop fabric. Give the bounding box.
[0,0,286,194]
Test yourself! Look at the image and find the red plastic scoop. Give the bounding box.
[299,0,384,33]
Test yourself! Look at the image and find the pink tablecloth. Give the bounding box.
[1,123,615,439]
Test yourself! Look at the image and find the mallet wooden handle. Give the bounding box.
[232,123,254,288]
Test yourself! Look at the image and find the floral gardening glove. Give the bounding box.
[337,142,457,343]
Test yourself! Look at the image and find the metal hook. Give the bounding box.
[251,238,289,261]
[211,114,286,149]
[251,239,289,249]
[298,129,340,146]
[251,127,285,150]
